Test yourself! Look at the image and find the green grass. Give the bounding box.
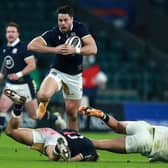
[0,132,167,168]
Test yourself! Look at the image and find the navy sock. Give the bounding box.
[41,111,58,121]
[0,116,5,127]
[13,104,23,116]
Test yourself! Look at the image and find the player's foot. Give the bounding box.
[36,102,48,120]
[56,137,71,161]
[78,106,105,118]
[4,89,26,105]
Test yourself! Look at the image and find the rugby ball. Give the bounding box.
[65,36,81,48]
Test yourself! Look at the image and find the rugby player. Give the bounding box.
[79,106,168,162]
[27,5,97,130]
[4,89,98,161]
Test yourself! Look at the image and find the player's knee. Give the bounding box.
[67,112,77,121]
[37,91,50,101]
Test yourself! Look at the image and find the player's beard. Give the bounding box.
[59,25,71,33]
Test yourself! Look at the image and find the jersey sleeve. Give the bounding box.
[41,29,56,46]
[77,23,91,39]
[22,44,34,59]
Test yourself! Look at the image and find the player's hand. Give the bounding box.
[7,73,19,80]
[78,106,88,115]
[54,44,66,54]
[61,44,76,55]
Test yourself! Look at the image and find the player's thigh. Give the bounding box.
[0,93,13,112]
[11,128,33,146]
[25,99,38,119]
[62,73,82,100]
[38,75,60,97]
[126,121,151,135]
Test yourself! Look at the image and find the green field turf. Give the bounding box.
[0,132,167,168]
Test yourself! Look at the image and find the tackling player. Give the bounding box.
[79,106,168,162]
[27,5,97,130]
[4,89,98,161]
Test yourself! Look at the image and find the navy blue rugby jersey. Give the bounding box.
[41,21,90,75]
[59,129,97,160]
[2,40,33,84]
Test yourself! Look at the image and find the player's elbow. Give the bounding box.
[27,43,35,52]
[91,45,97,55]
[31,62,37,70]
[5,127,13,137]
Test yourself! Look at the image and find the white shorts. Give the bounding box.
[32,128,67,148]
[47,68,83,99]
[5,82,35,102]
[125,121,153,156]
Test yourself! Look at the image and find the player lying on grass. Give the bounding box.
[4,89,98,161]
[79,106,168,162]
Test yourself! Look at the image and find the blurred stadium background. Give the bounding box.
[1,0,168,131]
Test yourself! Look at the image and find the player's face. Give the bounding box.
[58,14,73,33]
[6,26,19,43]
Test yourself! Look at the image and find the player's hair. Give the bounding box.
[56,5,74,17]
[6,22,20,33]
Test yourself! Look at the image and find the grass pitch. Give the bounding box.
[0,132,167,168]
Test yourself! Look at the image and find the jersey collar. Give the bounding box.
[7,38,20,47]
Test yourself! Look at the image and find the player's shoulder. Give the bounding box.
[73,20,86,28]
[41,26,59,37]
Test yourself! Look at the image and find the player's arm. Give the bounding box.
[22,55,36,75]
[69,153,84,161]
[0,60,6,81]
[7,56,36,80]
[80,35,97,56]
[62,35,97,56]
[45,145,60,161]
[27,36,65,54]
[70,152,98,161]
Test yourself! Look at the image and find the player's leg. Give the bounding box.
[79,106,127,134]
[92,137,126,153]
[25,99,38,119]
[37,77,59,119]
[62,73,82,130]
[0,93,13,131]
[5,113,33,145]
[64,99,81,130]
[20,80,38,120]
[4,90,33,145]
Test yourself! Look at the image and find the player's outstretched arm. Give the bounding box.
[79,106,127,134]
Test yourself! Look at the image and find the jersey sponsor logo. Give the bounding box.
[58,36,61,40]
[4,55,14,69]
[12,48,18,54]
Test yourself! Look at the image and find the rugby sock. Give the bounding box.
[0,113,6,129]
[101,114,110,123]
[41,111,50,120]
[41,111,58,121]
[13,104,23,116]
